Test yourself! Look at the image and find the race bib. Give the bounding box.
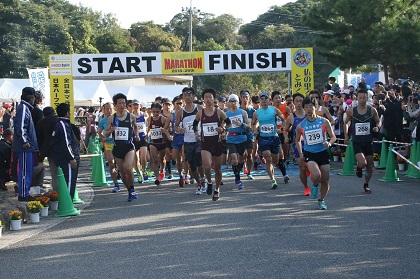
[184,121,194,135]
[355,122,370,136]
[304,128,324,145]
[150,128,163,140]
[202,122,219,137]
[229,116,243,128]
[260,124,275,134]
[115,127,129,141]
[136,122,146,134]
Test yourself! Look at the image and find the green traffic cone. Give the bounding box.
[406,140,420,178]
[379,145,402,182]
[339,140,355,176]
[378,138,388,169]
[56,167,80,217]
[92,151,108,187]
[72,188,85,204]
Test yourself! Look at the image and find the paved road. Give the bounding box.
[1,164,419,278]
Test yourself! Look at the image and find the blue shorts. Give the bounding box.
[258,136,280,154]
[172,134,184,150]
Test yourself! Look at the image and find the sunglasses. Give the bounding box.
[260,96,268,100]
[228,100,237,103]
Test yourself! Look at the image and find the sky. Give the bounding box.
[67,0,296,28]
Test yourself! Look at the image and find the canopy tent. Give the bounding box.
[127,85,185,106]
[73,80,112,107]
[0,79,31,101]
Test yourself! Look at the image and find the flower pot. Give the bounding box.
[333,156,339,162]
[49,201,58,211]
[10,219,22,231]
[341,157,345,162]
[40,206,49,217]
[0,226,3,237]
[30,212,40,223]
[30,186,41,196]
[373,161,379,168]
[398,163,405,171]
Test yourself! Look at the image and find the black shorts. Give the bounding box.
[303,150,330,166]
[202,141,224,157]
[353,142,373,156]
[134,139,148,150]
[112,143,135,159]
[221,139,227,154]
[227,142,246,156]
[184,142,202,170]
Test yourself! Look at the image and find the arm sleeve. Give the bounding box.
[193,119,199,132]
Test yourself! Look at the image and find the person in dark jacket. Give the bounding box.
[51,103,78,199]
[12,87,39,201]
[0,129,13,191]
[383,87,404,142]
[36,107,59,190]
[31,91,44,127]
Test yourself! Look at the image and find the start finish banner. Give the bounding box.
[70,48,294,77]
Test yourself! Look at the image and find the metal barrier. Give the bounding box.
[391,148,420,172]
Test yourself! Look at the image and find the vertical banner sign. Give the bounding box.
[49,55,74,122]
[27,68,50,106]
[291,48,314,96]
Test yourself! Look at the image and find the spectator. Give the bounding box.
[12,87,39,201]
[36,107,59,190]
[326,76,340,94]
[383,87,404,141]
[1,103,13,131]
[51,103,78,200]
[31,91,44,127]
[0,129,13,191]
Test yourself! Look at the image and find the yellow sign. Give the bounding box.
[162,51,205,75]
[50,75,75,122]
[291,48,314,96]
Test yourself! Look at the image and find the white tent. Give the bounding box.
[127,85,185,105]
[0,79,31,101]
[73,80,112,106]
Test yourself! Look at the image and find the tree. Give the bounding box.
[130,22,181,52]
[304,0,420,81]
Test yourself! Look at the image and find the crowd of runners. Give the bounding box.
[1,78,419,211]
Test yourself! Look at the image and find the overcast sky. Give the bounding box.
[68,0,296,28]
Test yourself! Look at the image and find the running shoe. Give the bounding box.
[318,199,327,210]
[356,167,363,178]
[195,186,202,195]
[220,181,224,186]
[363,183,372,194]
[200,184,207,193]
[271,180,278,190]
[206,183,213,195]
[310,184,319,199]
[247,174,254,180]
[128,191,138,202]
[178,178,184,188]
[284,175,290,184]
[154,179,160,186]
[236,179,244,190]
[303,186,311,196]
[166,174,173,180]
[158,171,165,182]
[112,185,120,193]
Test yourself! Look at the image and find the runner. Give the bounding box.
[227,93,250,189]
[271,91,290,184]
[239,90,256,180]
[104,93,139,202]
[175,87,204,194]
[344,88,380,193]
[194,88,227,200]
[171,95,185,187]
[285,93,310,196]
[147,102,170,186]
[132,99,149,183]
[161,98,173,180]
[251,92,286,189]
[98,102,120,192]
[295,97,336,210]
[309,90,335,125]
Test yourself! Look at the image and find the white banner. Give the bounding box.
[70,49,292,78]
[27,67,50,106]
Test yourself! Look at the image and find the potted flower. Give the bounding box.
[27,201,43,223]
[8,209,23,231]
[37,195,50,217]
[341,152,346,162]
[47,191,59,211]
[397,156,406,171]
[373,153,380,168]
[333,150,341,162]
